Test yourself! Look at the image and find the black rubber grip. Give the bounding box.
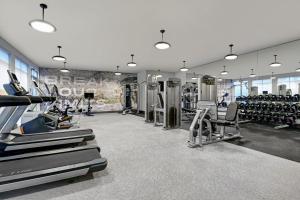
[0,95,31,107]
[40,96,56,102]
[27,96,43,103]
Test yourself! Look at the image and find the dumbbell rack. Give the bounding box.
[236,94,300,129]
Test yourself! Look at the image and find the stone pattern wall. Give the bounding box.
[39,68,137,112]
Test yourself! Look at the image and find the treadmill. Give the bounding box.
[0,95,94,154]
[0,71,96,154]
[0,95,107,193]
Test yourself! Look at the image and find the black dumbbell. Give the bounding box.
[292,94,300,102]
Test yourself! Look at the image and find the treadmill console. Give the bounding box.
[3,70,28,96]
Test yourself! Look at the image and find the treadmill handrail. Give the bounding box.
[0,96,31,107]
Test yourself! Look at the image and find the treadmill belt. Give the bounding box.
[12,129,93,142]
[0,148,100,178]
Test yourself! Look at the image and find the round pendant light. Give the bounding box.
[60,62,70,73]
[180,61,189,72]
[115,66,122,76]
[127,54,137,67]
[29,3,56,33]
[296,62,300,72]
[269,55,281,67]
[224,44,238,60]
[220,66,228,75]
[156,69,163,78]
[271,72,276,79]
[154,29,171,50]
[192,72,198,80]
[52,46,66,62]
[249,69,256,78]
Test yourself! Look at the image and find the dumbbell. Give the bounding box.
[252,95,258,101]
[249,103,256,110]
[284,113,297,125]
[290,104,298,113]
[263,95,270,101]
[255,102,262,111]
[282,103,291,112]
[247,95,252,101]
[285,95,292,102]
[236,96,242,101]
[292,94,300,102]
[271,95,277,102]
[238,102,244,109]
[252,111,259,121]
[258,95,264,101]
[261,102,268,111]
[277,95,285,101]
[268,103,275,111]
[274,103,282,112]
[244,103,249,109]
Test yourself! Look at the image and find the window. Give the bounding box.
[31,68,39,95]
[15,58,28,90]
[277,76,300,95]
[252,79,272,94]
[233,80,248,97]
[0,48,10,95]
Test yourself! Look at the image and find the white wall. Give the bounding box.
[189,39,300,80]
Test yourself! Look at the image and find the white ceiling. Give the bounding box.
[1,0,300,73]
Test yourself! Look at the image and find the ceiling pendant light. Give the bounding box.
[52,46,66,62]
[115,66,122,76]
[127,54,137,67]
[269,55,281,67]
[249,69,256,78]
[192,72,198,80]
[156,69,163,78]
[60,62,70,73]
[296,62,300,72]
[271,72,276,79]
[154,29,171,50]
[29,3,56,33]
[220,66,228,75]
[217,78,223,82]
[180,61,189,72]
[224,44,238,60]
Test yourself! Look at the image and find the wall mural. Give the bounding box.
[39,68,137,112]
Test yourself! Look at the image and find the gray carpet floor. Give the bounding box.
[2,113,300,200]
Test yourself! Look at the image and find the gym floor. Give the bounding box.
[1,113,300,200]
[181,119,300,162]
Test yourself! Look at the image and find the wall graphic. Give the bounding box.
[39,68,137,112]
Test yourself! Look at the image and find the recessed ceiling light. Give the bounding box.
[224,44,238,60]
[220,66,228,75]
[217,78,223,81]
[127,54,136,67]
[269,55,281,67]
[115,66,122,76]
[249,69,256,78]
[29,3,56,33]
[60,62,70,73]
[180,60,189,72]
[154,29,171,50]
[52,46,66,62]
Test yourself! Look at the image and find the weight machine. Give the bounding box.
[188,75,241,147]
